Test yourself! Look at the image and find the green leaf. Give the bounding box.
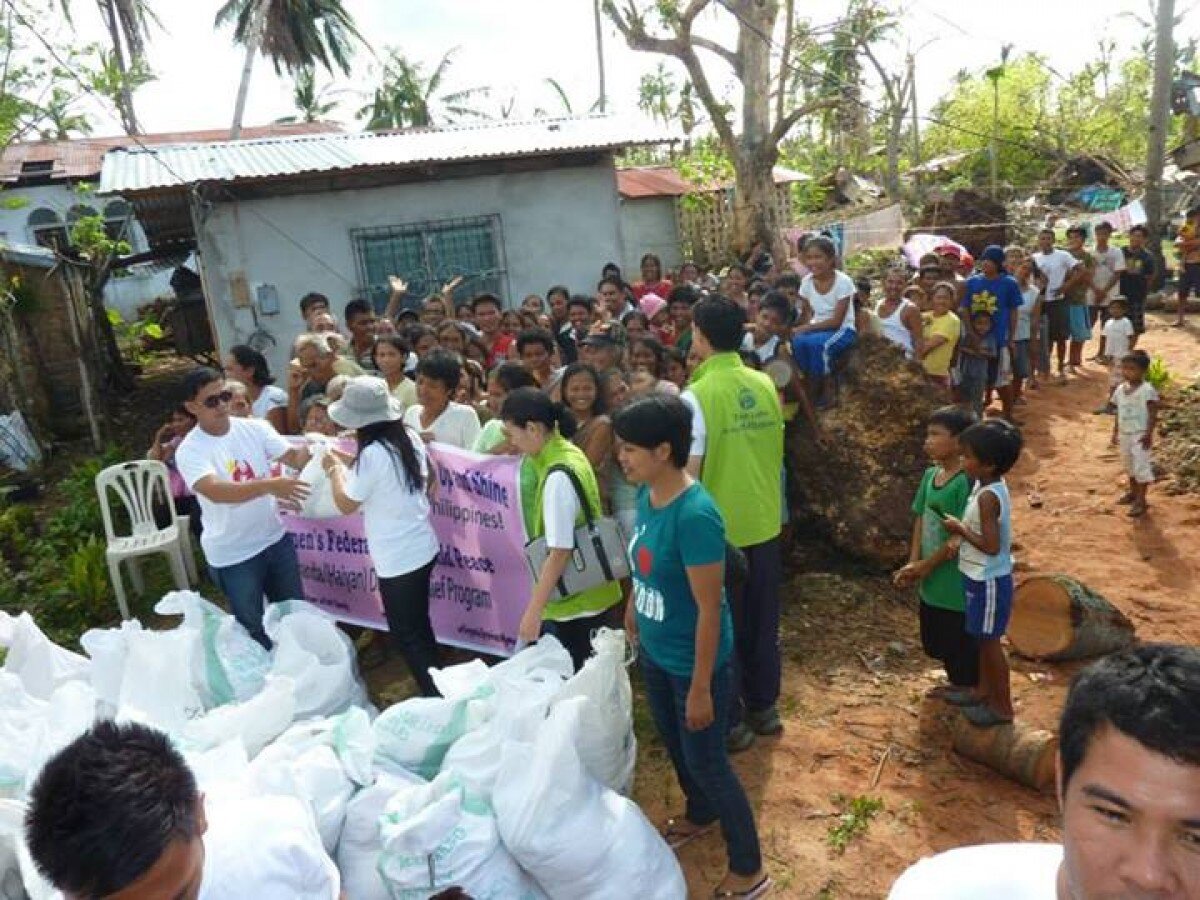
[144,322,164,339]
[106,308,123,325]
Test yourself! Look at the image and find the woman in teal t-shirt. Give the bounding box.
[614,394,769,900]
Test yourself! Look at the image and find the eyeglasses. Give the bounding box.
[201,390,234,409]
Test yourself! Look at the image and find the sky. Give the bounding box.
[42,0,1200,140]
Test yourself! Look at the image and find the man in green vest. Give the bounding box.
[682,296,786,752]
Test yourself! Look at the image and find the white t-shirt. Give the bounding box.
[402,402,482,450]
[343,436,439,578]
[888,843,1062,900]
[542,470,581,549]
[176,417,290,568]
[741,332,781,362]
[1090,244,1126,304]
[1112,380,1159,434]
[200,794,340,900]
[251,385,287,419]
[800,271,857,331]
[1102,316,1135,361]
[1031,249,1079,301]
[680,389,707,457]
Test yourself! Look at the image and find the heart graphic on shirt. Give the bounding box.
[637,546,653,576]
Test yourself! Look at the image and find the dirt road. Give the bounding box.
[636,313,1200,899]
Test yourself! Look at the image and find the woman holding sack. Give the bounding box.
[501,387,623,671]
[323,375,442,697]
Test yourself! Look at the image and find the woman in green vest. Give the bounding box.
[501,387,623,670]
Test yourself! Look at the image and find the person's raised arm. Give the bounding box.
[683,559,724,731]
[322,454,361,515]
[147,423,174,462]
[383,275,408,322]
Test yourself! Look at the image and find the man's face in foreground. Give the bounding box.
[1059,724,1200,900]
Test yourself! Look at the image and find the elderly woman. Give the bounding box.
[402,349,481,449]
[287,332,363,433]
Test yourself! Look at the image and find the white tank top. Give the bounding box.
[876,298,915,357]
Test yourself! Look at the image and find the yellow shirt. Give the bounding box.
[388,377,418,412]
[1179,222,1200,264]
[922,312,961,377]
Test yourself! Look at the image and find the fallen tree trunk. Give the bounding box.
[786,334,940,568]
[1009,574,1137,662]
[952,717,1058,793]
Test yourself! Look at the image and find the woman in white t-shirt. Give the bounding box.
[325,376,441,696]
[790,236,858,407]
[225,345,288,433]
[402,350,482,449]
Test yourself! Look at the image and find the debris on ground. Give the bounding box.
[1159,378,1200,494]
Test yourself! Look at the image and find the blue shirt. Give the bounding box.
[962,274,1022,346]
[629,482,734,678]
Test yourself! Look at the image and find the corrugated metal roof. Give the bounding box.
[100,117,677,195]
[616,164,811,199]
[0,242,57,268]
[1,123,340,185]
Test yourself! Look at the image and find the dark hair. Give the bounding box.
[228,344,274,387]
[182,366,222,400]
[665,345,687,370]
[622,310,650,331]
[598,275,624,293]
[567,294,594,313]
[668,284,699,307]
[693,295,747,352]
[929,404,977,436]
[471,293,502,313]
[437,320,469,343]
[803,236,838,260]
[491,361,538,394]
[172,403,196,421]
[357,419,423,492]
[775,271,801,290]
[629,335,667,377]
[727,263,753,281]
[1059,644,1200,791]
[26,721,200,897]
[613,394,692,468]
[1066,225,1087,239]
[1038,226,1056,237]
[404,323,437,349]
[602,262,622,278]
[559,362,608,416]
[640,252,663,279]
[1108,296,1128,310]
[344,298,373,323]
[456,302,473,317]
[760,290,792,323]
[371,334,410,369]
[416,349,463,392]
[748,279,769,298]
[546,285,570,303]
[1094,220,1113,232]
[501,387,578,439]
[855,277,872,295]
[1129,224,1149,237]
[1122,349,1151,371]
[516,327,555,355]
[959,419,1023,475]
[300,291,329,316]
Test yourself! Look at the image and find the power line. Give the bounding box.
[4,0,358,290]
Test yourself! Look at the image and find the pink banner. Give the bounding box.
[282,444,531,657]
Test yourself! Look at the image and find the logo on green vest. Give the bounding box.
[737,387,757,410]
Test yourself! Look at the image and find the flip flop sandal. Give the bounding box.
[963,705,1014,728]
[714,875,773,899]
[662,818,716,850]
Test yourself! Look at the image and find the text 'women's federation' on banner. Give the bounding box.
[282,444,531,657]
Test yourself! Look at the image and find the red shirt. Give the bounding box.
[487,332,514,367]
[633,280,673,301]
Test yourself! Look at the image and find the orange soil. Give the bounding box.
[633,312,1200,899]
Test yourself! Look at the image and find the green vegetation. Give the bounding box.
[1147,356,1172,392]
[826,794,885,854]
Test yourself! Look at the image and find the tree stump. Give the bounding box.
[786,333,939,568]
[952,717,1058,793]
[1009,575,1137,662]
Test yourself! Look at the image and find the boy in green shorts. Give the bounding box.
[894,406,979,704]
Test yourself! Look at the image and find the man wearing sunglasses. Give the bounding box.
[176,367,312,647]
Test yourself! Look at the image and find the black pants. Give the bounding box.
[727,536,783,723]
[919,602,979,688]
[544,609,613,672]
[378,558,440,696]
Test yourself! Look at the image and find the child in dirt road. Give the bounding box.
[894,406,979,706]
[943,420,1023,728]
[1111,350,1160,518]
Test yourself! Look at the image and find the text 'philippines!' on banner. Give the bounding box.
[282,443,531,657]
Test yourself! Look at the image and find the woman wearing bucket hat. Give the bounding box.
[323,376,442,696]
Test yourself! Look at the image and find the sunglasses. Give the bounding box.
[201,390,234,409]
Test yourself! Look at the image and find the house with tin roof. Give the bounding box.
[100,116,674,377]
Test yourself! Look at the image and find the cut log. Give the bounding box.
[952,717,1058,793]
[1009,575,1137,662]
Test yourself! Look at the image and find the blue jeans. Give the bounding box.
[640,655,762,876]
[209,535,304,647]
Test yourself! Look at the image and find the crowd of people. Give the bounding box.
[124,217,1188,898]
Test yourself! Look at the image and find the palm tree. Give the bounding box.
[275,66,339,123]
[36,87,93,140]
[215,0,365,139]
[357,48,487,131]
[58,0,157,134]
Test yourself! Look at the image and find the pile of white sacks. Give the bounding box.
[0,592,686,900]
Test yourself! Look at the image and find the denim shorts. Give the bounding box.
[1068,305,1092,342]
[1011,340,1031,380]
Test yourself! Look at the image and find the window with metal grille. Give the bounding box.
[351,215,508,313]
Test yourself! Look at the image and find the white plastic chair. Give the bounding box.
[95,460,192,619]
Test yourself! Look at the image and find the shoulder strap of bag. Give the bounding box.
[547,464,597,527]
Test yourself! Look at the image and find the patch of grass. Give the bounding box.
[826,794,885,855]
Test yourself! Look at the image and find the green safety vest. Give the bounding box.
[524,434,622,622]
[689,351,784,548]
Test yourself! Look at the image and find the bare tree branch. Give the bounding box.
[770,96,838,144]
[690,35,740,73]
